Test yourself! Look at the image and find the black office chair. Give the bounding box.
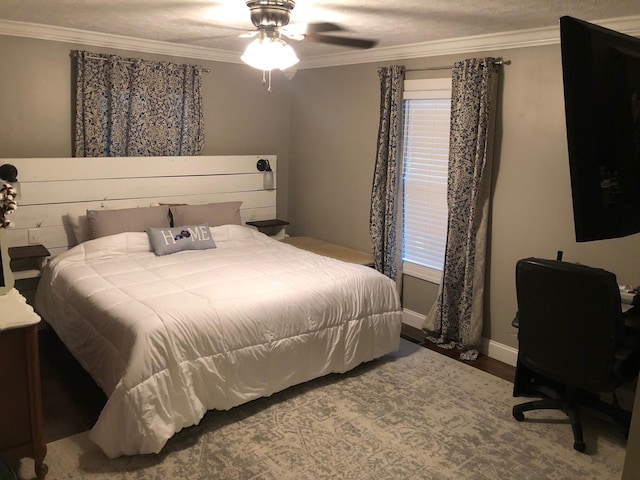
[512,257,640,452]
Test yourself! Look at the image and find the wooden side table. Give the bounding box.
[8,244,50,307]
[282,236,375,267]
[246,219,289,238]
[0,289,48,480]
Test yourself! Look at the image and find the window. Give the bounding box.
[402,79,451,283]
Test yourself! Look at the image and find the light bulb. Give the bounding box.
[241,36,299,71]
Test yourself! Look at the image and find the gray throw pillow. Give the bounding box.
[147,225,216,256]
[87,206,171,239]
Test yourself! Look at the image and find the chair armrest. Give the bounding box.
[623,306,640,332]
[613,328,640,382]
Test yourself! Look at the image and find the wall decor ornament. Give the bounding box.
[0,180,18,295]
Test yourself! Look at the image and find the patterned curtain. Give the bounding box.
[369,65,405,283]
[74,50,204,157]
[426,57,501,360]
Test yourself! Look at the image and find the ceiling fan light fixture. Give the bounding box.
[241,34,299,71]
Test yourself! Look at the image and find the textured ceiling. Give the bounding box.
[1,0,639,62]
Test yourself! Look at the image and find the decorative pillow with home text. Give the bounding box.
[147,224,216,256]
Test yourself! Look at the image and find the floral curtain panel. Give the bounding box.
[426,57,501,360]
[74,51,204,157]
[369,65,405,284]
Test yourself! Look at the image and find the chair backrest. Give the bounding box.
[515,257,624,392]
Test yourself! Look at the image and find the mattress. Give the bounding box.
[35,225,402,458]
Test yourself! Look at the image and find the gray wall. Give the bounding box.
[287,64,380,250]
[2,34,640,352]
[286,45,640,350]
[3,32,640,476]
[0,34,292,220]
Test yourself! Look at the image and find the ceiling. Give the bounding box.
[1,1,640,68]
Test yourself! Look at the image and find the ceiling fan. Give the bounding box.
[242,0,378,50]
[239,0,377,74]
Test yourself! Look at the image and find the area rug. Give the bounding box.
[18,341,626,479]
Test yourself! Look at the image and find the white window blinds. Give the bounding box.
[402,79,451,283]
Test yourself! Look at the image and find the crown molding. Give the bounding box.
[1,15,639,69]
[299,15,640,69]
[0,19,240,63]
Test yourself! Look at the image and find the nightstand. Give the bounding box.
[282,236,375,267]
[0,289,48,479]
[246,219,289,237]
[8,245,50,307]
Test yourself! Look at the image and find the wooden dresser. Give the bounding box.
[0,289,47,479]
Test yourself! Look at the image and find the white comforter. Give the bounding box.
[36,225,401,458]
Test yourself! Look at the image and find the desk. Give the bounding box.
[0,289,47,479]
[282,236,375,267]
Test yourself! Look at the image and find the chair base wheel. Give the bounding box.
[512,409,525,422]
[573,441,586,453]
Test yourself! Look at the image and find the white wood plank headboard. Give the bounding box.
[4,155,277,256]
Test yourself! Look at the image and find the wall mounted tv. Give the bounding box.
[560,16,640,242]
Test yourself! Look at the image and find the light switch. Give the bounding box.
[28,228,42,244]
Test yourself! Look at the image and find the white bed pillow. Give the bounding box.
[147,225,216,256]
[67,213,92,245]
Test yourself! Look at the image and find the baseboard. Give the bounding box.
[402,309,426,330]
[402,308,518,367]
[481,338,518,367]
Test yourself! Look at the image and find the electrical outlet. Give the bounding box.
[28,228,42,244]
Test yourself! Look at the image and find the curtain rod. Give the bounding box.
[76,53,211,73]
[406,59,509,73]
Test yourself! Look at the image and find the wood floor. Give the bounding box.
[401,324,516,383]
[38,328,106,443]
[38,324,516,443]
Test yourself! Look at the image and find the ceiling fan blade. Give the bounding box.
[281,21,342,38]
[281,31,305,41]
[304,33,378,49]
[304,22,344,34]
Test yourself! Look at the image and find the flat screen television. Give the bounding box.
[560,16,640,242]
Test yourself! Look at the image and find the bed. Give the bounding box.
[35,213,402,458]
